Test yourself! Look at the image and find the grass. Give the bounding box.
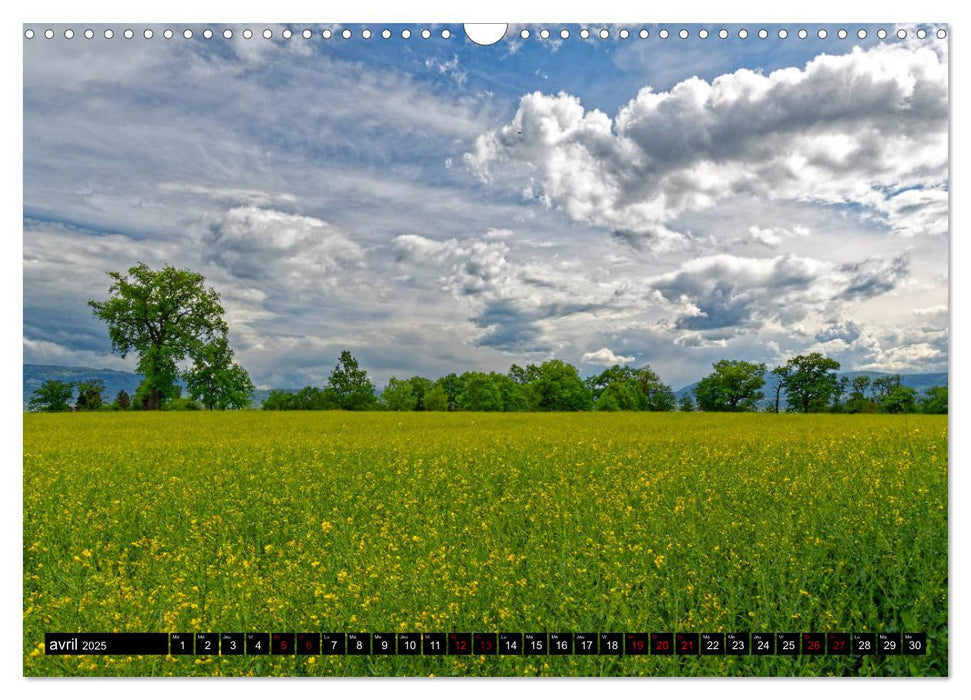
[23,411,947,676]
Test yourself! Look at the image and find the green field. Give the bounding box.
[23,412,947,676]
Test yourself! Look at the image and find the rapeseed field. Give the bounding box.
[23,412,947,676]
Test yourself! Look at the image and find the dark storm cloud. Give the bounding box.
[839,255,910,300]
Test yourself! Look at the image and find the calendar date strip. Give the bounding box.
[44,631,927,656]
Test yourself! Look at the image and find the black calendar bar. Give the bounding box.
[44,633,169,655]
[43,631,927,656]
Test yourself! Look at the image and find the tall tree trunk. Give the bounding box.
[147,386,161,411]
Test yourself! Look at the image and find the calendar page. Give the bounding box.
[22,22,948,678]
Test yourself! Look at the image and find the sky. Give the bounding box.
[22,23,949,390]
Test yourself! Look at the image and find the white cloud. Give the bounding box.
[466,43,947,248]
[581,347,636,366]
[393,232,632,354]
[23,338,134,372]
[914,304,948,316]
[22,29,949,389]
[208,207,365,287]
[425,55,468,85]
[744,225,811,248]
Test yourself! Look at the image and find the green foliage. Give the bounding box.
[383,377,417,411]
[88,263,248,410]
[423,384,449,411]
[490,372,533,412]
[435,373,465,411]
[295,387,333,410]
[843,395,877,414]
[28,380,74,412]
[74,379,106,411]
[133,378,181,410]
[640,374,676,412]
[921,386,948,414]
[869,375,919,414]
[587,364,675,411]
[112,389,132,410]
[406,376,434,411]
[694,360,766,412]
[843,376,876,414]
[851,375,871,395]
[164,397,201,411]
[870,375,900,403]
[678,394,695,412]
[775,352,842,413]
[533,360,593,411]
[880,386,919,414]
[595,380,642,411]
[184,338,254,410]
[326,350,375,410]
[508,363,541,385]
[457,373,502,412]
[261,390,295,411]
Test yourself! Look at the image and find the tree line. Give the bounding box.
[693,355,947,415]
[26,379,205,413]
[260,351,947,415]
[261,354,678,412]
[25,263,947,415]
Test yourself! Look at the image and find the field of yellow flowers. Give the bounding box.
[23,412,947,676]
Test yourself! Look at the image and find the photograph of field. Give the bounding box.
[24,412,947,676]
[23,22,948,678]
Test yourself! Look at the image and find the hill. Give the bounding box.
[24,364,145,408]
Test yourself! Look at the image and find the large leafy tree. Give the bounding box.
[587,364,675,411]
[325,350,375,410]
[533,360,592,411]
[184,338,255,410]
[871,375,918,414]
[879,385,919,414]
[28,380,74,412]
[89,263,242,410]
[693,360,766,412]
[775,352,842,413]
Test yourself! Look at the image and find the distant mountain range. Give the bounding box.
[24,364,148,408]
[24,364,947,410]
